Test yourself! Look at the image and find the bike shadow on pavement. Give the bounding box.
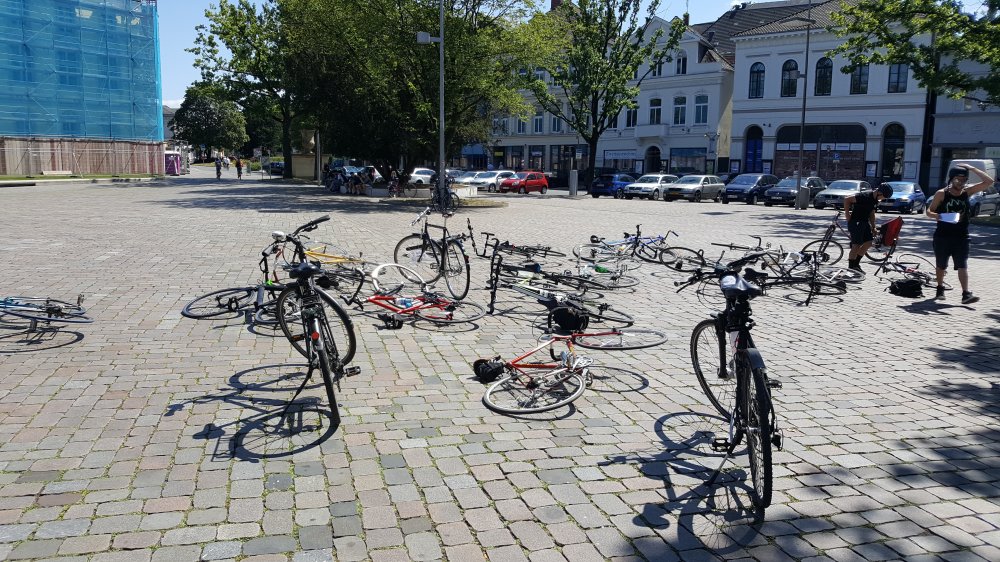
[599,411,767,558]
[164,363,339,463]
[0,317,85,353]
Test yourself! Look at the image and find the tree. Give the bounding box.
[830,0,1000,105]
[170,82,249,154]
[190,0,298,177]
[524,0,686,183]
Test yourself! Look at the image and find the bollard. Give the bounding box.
[569,170,578,197]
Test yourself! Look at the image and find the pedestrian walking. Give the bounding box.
[223,156,230,171]
[926,163,994,303]
[215,157,222,180]
[235,157,243,180]
[842,183,892,273]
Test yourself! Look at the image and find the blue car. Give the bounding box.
[877,181,926,214]
[590,173,636,198]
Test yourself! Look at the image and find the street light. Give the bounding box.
[417,0,446,213]
[791,1,815,210]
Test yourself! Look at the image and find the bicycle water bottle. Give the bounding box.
[594,264,610,273]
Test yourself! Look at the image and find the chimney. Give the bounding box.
[551,0,561,10]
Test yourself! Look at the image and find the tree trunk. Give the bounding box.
[585,136,598,187]
[281,112,293,179]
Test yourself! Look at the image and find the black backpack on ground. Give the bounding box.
[887,278,923,298]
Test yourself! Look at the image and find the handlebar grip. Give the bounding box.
[294,215,331,234]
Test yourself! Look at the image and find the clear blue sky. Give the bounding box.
[158,0,741,107]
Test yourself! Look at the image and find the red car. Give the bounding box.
[499,171,549,194]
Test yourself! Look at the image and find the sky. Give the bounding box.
[158,0,744,108]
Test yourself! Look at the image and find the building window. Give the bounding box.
[850,64,869,94]
[749,62,765,99]
[534,68,545,82]
[532,111,544,133]
[650,60,664,77]
[781,60,798,97]
[626,104,638,128]
[815,57,832,96]
[609,111,619,129]
[649,98,662,125]
[673,96,686,125]
[516,119,526,134]
[675,51,687,75]
[551,114,562,133]
[694,94,708,124]
[888,63,908,93]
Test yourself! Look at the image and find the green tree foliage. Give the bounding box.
[524,0,686,181]
[281,0,542,175]
[830,0,1000,105]
[189,0,298,177]
[170,82,250,152]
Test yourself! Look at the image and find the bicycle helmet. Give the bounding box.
[877,183,893,198]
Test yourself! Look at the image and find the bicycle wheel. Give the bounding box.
[182,287,255,319]
[0,297,93,324]
[483,369,586,415]
[315,322,341,423]
[276,288,357,366]
[660,247,707,272]
[894,253,936,272]
[414,299,486,324]
[866,243,892,263]
[575,301,634,327]
[393,235,442,285]
[801,239,844,266]
[691,319,735,420]
[573,328,668,350]
[253,300,280,326]
[746,365,773,511]
[443,241,471,300]
[573,243,620,264]
[588,273,640,289]
[816,266,864,284]
[635,241,668,263]
[544,273,607,294]
[797,280,847,296]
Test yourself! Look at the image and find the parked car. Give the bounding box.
[362,165,383,182]
[622,174,678,200]
[968,182,1000,216]
[591,173,637,198]
[721,174,780,205]
[465,170,516,192]
[813,180,871,210]
[717,173,737,185]
[878,181,927,214]
[499,171,549,194]
[268,161,285,174]
[763,176,826,206]
[452,171,481,186]
[662,175,726,202]
[409,167,435,184]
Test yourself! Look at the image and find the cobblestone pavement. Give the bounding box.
[1,166,999,562]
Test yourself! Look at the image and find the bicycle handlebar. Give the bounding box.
[291,215,331,236]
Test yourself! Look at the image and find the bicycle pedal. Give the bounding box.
[767,378,782,389]
[771,429,784,450]
[344,366,361,377]
[711,438,730,452]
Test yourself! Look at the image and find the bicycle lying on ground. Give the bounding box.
[676,266,783,518]
[875,252,952,291]
[574,225,678,265]
[394,207,471,300]
[474,328,667,415]
[0,295,93,331]
[344,263,486,329]
[467,219,567,261]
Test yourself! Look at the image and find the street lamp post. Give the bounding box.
[417,0,446,212]
[794,2,815,210]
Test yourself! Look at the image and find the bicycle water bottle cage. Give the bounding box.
[271,231,287,242]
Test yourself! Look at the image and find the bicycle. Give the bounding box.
[574,225,678,265]
[430,185,460,212]
[474,328,668,415]
[181,242,291,325]
[875,252,952,291]
[269,215,360,429]
[467,219,567,261]
[712,239,865,284]
[393,207,471,300]
[344,263,486,329]
[801,210,892,265]
[0,295,93,331]
[676,267,783,517]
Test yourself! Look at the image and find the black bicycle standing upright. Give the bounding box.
[393,207,471,300]
[676,267,783,518]
[271,216,360,430]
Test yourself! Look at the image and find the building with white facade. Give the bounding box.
[728,0,928,184]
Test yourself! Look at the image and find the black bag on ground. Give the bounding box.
[887,278,923,298]
[548,306,590,332]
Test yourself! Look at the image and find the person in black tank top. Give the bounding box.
[843,184,892,272]
[927,164,994,303]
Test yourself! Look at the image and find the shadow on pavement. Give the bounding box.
[0,318,85,354]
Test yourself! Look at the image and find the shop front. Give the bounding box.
[773,124,867,180]
[550,144,589,186]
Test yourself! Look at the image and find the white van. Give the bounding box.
[946,159,997,185]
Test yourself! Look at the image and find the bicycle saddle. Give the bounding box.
[288,261,322,280]
[720,274,762,299]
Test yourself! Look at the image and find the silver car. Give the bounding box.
[623,174,678,200]
[813,180,871,210]
[662,175,726,202]
[467,170,516,192]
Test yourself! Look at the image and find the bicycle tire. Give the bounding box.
[276,287,357,366]
[182,287,256,319]
[695,278,727,310]
[691,319,735,420]
[796,280,847,296]
[393,234,442,285]
[894,253,935,272]
[660,246,707,272]
[483,369,586,414]
[588,273,640,289]
[575,301,634,327]
[746,365,773,511]
[543,273,607,293]
[816,266,864,284]
[443,241,471,300]
[635,240,668,263]
[865,244,892,263]
[313,320,342,425]
[253,300,279,326]
[414,300,486,324]
[0,297,93,324]
[572,243,619,264]
[573,328,668,350]
[801,239,844,266]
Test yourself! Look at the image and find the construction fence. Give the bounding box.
[0,137,164,177]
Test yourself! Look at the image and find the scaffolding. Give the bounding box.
[0,0,163,142]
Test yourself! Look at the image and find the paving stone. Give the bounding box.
[299,525,334,550]
[332,536,368,561]
[242,535,297,555]
[202,541,242,560]
[35,519,90,538]
[112,531,161,549]
[7,539,62,559]
[405,531,443,561]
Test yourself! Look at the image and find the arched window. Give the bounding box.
[749,63,765,99]
[675,51,688,75]
[649,98,662,125]
[814,58,832,96]
[781,60,798,97]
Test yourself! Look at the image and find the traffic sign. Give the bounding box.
[833,152,841,162]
